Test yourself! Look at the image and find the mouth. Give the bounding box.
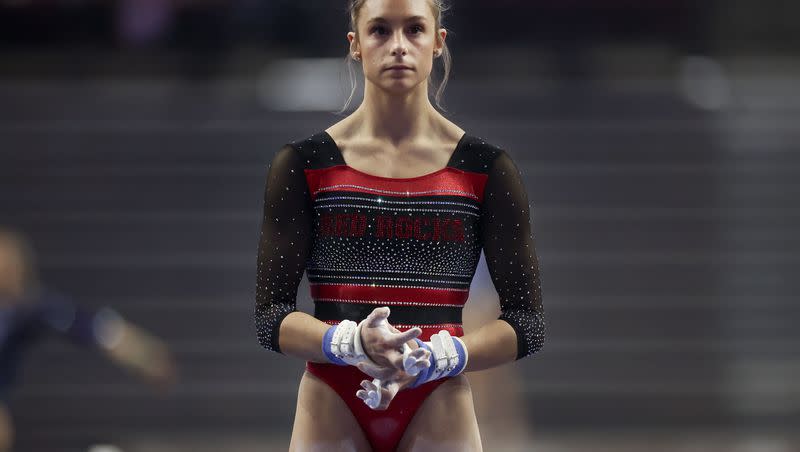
[386,65,413,71]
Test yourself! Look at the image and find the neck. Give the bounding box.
[353,80,440,144]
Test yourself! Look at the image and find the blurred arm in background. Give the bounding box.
[0,227,177,451]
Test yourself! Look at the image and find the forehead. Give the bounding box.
[360,0,433,22]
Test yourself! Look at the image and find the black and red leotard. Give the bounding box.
[254,130,546,451]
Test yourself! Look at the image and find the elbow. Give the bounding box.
[528,327,546,356]
[254,317,280,353]
[502,309,546,361]
[254,305,295,354]
[253,306,282,353]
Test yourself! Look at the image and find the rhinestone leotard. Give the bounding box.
[254,130,546,450]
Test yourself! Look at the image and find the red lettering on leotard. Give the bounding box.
[440,218,452,240]
[376,216,393,238]
[395,216,413,239]
[432,217,441,240]
[320,213,464,242]
[350,214,367,237]
[335,214,350,236]
[319,213,334,236]
[451,218,464,242]
[413,217,432,240]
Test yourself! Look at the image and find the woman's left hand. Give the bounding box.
[355,361,419,410]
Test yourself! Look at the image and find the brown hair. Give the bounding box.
[339,0,452,113]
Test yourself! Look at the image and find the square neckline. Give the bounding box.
[320,130,468,181]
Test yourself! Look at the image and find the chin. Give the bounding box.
[381,77,424,94]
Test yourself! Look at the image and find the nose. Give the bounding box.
[390,30,408,56]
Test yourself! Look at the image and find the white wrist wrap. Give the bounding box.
[406,330,469,388]
[324,319,379,367]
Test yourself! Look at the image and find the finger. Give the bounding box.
[386,327,422,346]
[409,360,429,376]
[368,396,381,410]
[366,378,382,409]
[374,382,400,410]
[403,348,430,375]
[359,379,378,393]
[405,359,428,376]
[357,379,380,408]
[403,356,421,376]
[410,347,430,361]
[365,306,390,327]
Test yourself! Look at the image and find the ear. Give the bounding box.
[435,28,447,52]
[348,31,359,53]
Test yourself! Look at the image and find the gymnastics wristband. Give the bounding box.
[322,319,378,367]
[406,330,468,388]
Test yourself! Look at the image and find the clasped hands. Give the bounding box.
[353,307,431,410]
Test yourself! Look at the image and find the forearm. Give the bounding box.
[459,319,518,372]
[102,320,176,386]
[276,311,332,363]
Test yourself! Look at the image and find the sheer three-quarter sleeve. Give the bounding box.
[254,144,314,353]
[479,149,546,360]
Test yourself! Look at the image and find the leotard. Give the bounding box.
[254,130,546,451]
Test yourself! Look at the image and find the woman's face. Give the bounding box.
[350,0,445,95]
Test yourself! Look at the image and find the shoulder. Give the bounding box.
[277,130,342,170]
[454,134,509,175]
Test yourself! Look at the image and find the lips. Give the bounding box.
[386,65,412,71]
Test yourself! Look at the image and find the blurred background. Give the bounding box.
[1,0,799,451]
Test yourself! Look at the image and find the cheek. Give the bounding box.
[416,59,433,76]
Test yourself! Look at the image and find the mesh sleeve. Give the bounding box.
[254,144,314,353]
[479,149,546,360]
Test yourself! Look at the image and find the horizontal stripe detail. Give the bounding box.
[307,272,471,288]
[313,202,479,217]
[315,184,477,199]
[314,297,463,308]
[310,283,469,306]
[315,301,462,325]
[303,166,490,203]
[307,266,474,279]
[314,193,480,211]
[321,320,464,340]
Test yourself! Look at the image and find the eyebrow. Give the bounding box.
[366,15,428,25]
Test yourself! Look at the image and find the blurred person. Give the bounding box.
[253,1,546,450]
[0,228,177,452]
[117,0,175,47]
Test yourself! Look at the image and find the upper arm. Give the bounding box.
[479,149,546,359]
[254,144,314,353]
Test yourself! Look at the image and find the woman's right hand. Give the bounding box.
[359,307,422,372]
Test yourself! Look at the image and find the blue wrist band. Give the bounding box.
[321,324,348,366]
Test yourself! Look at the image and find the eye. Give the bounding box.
[370,25,388,35]
[409,24,424,34]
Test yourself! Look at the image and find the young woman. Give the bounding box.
[254,1,546,450]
